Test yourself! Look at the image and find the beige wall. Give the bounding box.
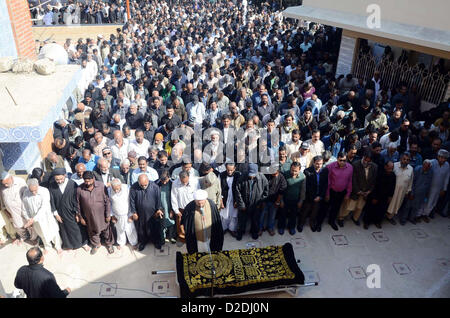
[32,24,123,45]
[303,0,450,32]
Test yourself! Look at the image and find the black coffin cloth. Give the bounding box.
[176,243,305,298]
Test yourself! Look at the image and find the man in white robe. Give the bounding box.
[1,173,34,244]
[387,153,414,224]
[110,179,138,248]
[219,163,239,235]
[424,150,450,219]
[22,179,62,254]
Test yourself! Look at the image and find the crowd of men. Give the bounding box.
[29,0,128,25]
[1,0,449,257]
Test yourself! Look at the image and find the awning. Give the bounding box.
[283,5,450,53]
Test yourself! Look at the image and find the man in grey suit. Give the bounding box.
[338,150,378,226]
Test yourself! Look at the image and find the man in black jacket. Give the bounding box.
[14,247,71,298]
[301,155,329,232]
[260,167,287,236]
[234,163,269,240]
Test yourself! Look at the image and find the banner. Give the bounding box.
[176,243,304,298]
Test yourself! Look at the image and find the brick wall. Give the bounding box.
[6,0,36,59]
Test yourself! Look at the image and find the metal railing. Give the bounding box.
[353,53,449,105]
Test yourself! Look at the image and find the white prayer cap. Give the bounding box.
[438,149,449,158]
[194,189,208,201]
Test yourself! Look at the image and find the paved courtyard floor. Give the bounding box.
[1,214,449,298]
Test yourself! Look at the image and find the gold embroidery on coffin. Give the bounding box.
[182,245,296,293]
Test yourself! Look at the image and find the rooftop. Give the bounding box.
[0,64,80,129]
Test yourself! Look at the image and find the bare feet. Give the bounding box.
[57,249,63,255]
[43,249,49,255]
[117,245,121,250]
[82,245,91,252]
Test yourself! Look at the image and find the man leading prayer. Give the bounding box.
[181,189,224,254]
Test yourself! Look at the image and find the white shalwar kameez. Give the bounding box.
[220,176,238,231]
[387,162,413,215]
[22,187,61,250]
[424,160,449,216]
[110,185,138,246]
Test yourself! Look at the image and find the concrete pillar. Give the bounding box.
[336,34,358,77]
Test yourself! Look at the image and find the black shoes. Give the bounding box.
[296,224,303,232]
[278,228,285,235]
[375,223,382,229]
[236,233,243,241]
[329,222,338,231]
[138,243,146,251]
[337,220,344,227]
[289,228,296,235]
[251,233,259,240]
[316,225,322,232]
[363,223,369,230]
[387,218,397,225]
[352,218,360,226]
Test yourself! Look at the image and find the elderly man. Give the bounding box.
[119,159,132,185]
[399,160,433,225]
[0,173,34,244]
[90,132,110,157]
[424,149,450,220]
[171,170,199,241]
[129,174,164,251]
[70,163,86,186]
[110,130,130,162]
[22,179,62,254]
[110,178,138,248]
[14,247,71,298]
[49,168,89,251]
[181,189,224,254]
[387,153,414,225]
[93,157,124,186]
[125,103,144,129]
[129,129,151,158]
[198,162,222,210]
[76,171,114,255]
[44,152,65,174]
